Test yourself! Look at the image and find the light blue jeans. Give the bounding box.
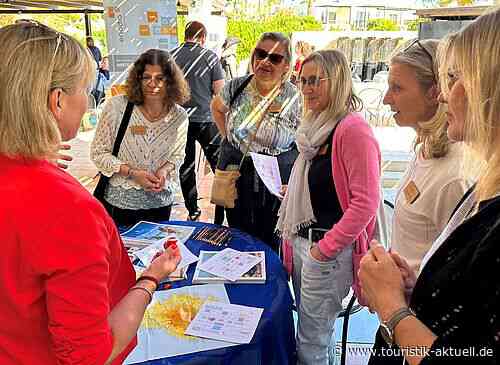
[292,235,353,365]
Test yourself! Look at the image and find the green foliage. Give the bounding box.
[406,18,430,31]
[367,18,400,31]
[0,14,108,54]
[228,10,322,62]
[176,14,186,44]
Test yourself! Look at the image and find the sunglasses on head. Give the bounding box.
[254,48,285,65]
[403,39,436,82]
[298,75,330,88]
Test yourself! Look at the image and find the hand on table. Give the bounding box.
[359,240,407,321]
[145,243,181,281]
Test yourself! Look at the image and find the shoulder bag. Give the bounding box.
[93,101,134,204]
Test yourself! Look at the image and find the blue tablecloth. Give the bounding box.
[132,221,296,365]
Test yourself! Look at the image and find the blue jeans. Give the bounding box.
[291,236,353,365]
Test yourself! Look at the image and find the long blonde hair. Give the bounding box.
[439,7,500,202]
[0,22,95,159]
[391,39,449,159]
[300,49,362,123]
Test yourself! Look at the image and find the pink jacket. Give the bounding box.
[317,113,381,302]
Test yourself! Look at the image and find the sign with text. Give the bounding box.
[103,0,178,84]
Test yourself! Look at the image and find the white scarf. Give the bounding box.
[276,110,341,239]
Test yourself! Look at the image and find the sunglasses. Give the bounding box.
[298,76,330,88]
[254,48,285,65]
[403,39,436,82]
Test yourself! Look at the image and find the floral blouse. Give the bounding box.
[220,76,301,156]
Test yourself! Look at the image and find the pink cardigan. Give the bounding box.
[317,112,381,302]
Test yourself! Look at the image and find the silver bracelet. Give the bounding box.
[129,285,154,304]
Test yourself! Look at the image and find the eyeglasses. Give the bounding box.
[254,48,285,65]
[402,39,436,82]
[140,74,166,87]
[298,76,330,88]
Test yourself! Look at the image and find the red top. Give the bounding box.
[0,155,136,364]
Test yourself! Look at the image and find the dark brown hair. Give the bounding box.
[185,21,207,41]
[126,48,190,109]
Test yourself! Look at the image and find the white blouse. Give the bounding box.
[90,95,188,191]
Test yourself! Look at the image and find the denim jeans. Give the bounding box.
[291,235,353,365]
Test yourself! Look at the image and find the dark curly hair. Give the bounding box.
[126,49,190,110]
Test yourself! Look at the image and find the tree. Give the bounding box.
[367,18,400,31]
[227,10,322,62]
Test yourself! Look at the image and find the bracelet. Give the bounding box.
[129,286,154,304]
[136,275,159,289]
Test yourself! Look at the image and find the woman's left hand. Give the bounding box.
[310,245,331,262]
[53,143,73,169]
[359,241,408,321]
[153,165,172,193]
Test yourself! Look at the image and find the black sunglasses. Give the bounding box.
[254,48,285,65]
[403,39,436,82]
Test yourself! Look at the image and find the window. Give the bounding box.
[328,10,337,24]
[390,14,399,24]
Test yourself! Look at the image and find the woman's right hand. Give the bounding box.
[390,250,417,301]
[143,244,181,281]
[131,169,162,191]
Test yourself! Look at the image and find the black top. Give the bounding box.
[171,42,224,123]
[298,128,343,241]
[408,188,499,364]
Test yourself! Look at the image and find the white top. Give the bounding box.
[391,143,471,275]
[91,95,188,190]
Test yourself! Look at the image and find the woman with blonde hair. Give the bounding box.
[276,49,381,365]
[382,39,470,275]
[0,22,180,364]
[360,8,500,365]
[91,48,189,227]
[211,32,301,252]
[368,37,471,365]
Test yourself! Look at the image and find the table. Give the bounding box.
[130,221,296,365]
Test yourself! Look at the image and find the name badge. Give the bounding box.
[131,125,147,135]
[268,101,283,113]
[403,180,420,204]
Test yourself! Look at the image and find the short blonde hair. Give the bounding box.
[391,39,449,159]
[0,22,95,159]
[300,49,363,122]
[439,7,500,202]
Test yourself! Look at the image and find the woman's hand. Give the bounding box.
[310,245,331,262]
[54,143,73,169]
[359,241,408,321]
[143,243,181,281]
[390,250,417,302]
[279,184,288,199]
[153,163,174,192]
[130,169,162,191]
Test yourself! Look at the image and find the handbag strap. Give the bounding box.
[112,101,134,156]
[229,74,253,108]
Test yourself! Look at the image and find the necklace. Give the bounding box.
[141,106,167,122]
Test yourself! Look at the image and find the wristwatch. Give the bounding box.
[380,307,416,346]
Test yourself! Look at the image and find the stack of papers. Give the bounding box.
[193,251,266,284]
[121,221,198,270]
[194,248,265,283]
[185,301,264,344]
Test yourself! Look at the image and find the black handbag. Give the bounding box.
[93,101,134,203]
